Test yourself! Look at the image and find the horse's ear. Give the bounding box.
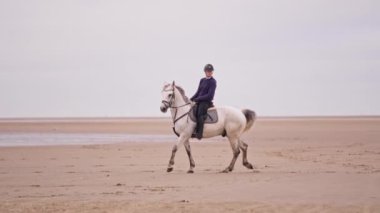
[172,81,175,86]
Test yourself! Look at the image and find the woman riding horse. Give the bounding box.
[190,64,217,140]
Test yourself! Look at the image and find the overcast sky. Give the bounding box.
[0,0,379,117]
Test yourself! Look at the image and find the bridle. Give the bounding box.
[161,88,175,109]
[162,87,192,125]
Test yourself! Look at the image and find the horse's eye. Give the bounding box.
[168,94,172,97]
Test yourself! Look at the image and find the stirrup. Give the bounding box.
[191,133,197,138]
[195,133,202,140]
[191,131,202,139]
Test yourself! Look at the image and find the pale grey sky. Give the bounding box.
[0,0,379,117]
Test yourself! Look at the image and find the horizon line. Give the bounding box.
[1,115,380,121]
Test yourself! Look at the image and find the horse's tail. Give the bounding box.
[242,109,256,132]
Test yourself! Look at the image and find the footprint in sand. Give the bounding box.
[33,171,43,174]
[58,185,75,187]
[101,191,123,195]
[145,187,165,192]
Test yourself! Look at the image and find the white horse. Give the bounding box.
[160,81,256,173]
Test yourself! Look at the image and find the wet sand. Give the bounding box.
[0,117,379,212]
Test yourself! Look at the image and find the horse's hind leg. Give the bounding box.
[239,140,254,170]
[222,136,240,173]
[184,140,195,173]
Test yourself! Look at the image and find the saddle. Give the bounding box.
[189,106,219,124]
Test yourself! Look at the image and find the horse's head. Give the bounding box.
[160,81,176,113]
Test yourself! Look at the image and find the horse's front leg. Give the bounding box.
[167,136,186,172]
[184,139,195,173]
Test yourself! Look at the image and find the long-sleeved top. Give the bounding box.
[190,77,217,102]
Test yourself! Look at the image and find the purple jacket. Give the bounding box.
[190,77,217,102]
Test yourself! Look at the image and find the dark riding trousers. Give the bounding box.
[194,101,213,135]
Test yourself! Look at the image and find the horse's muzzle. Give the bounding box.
[160,105,168,113]
[160,101,170,113]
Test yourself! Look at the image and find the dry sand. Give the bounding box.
[0,117,379,212]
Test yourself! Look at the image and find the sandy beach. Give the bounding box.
[0,117,379,212]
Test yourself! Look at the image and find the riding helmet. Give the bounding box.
[204,64,214,72]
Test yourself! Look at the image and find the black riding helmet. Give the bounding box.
[204,64,214,72]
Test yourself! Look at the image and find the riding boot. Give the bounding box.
[196,117,205,140]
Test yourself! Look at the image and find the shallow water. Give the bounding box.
[0,133,180,147]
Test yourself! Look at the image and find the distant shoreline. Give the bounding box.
[1,116,379,134]
[1,115,380,122]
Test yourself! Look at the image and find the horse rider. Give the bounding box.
[190,64,217,140]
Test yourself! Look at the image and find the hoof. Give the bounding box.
[221,169,230,173]
[244,163,254,170]
[167,167,173,173]
[187,170,194,174]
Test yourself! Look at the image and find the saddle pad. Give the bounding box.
[189,107,219,124]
